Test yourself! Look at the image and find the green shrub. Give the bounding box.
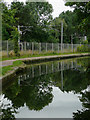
[11,27,20,56]
[77,45,89,52]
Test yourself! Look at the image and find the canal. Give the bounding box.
[0,57,90,119]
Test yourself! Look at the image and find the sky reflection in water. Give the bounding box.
[1,57,90,119]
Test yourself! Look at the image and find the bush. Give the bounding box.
[77,45,89,52]
[11,27,20,56]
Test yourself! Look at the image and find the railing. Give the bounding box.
[2,41,89,57]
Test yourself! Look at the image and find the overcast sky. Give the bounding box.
[4,0,73,18]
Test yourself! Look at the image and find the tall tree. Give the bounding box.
[65,2,90,43]
[11,1,53,42]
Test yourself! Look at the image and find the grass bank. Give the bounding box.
[1,51,89,61]
[1,52,90,77]
[2,60,23,76]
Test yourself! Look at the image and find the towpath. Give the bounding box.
[0,53,89,67]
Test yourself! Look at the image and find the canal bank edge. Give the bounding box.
[23,53,90,64]
[1,53,90,87]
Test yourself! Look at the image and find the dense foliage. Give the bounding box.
[2,1,89,43]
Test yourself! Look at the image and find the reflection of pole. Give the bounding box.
[18,76,20,85]
[52,63,54,73]
[39,65,41,75]
[58,62,59,71]
[61,61,63,90]
[72,61,73,68]
[46,64,47,74]
[32,66,34,78]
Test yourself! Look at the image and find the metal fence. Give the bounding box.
[1,41,88,57]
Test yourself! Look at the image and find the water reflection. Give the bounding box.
[0,57,90,119]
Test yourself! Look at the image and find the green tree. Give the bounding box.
[11,1,53,42]
[65,2,90,43]
[2,2,18,41]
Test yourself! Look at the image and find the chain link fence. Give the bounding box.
[2,41,89,57]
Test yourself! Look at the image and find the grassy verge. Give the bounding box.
[2,60,23,76]
[1,51,89,61]
[1,52,90,76]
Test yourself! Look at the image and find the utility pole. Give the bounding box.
[18,25,20,43]
[61,21,63,52]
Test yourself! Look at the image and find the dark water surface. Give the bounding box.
[1,57,90,119]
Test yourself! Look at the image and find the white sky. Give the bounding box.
[3,0,73,18]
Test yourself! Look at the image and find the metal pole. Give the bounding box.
[18,25,20,43]
[61,21,63,52]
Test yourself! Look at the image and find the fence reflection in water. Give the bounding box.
[18,60,80,90]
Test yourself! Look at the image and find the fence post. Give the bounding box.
[46,43,47,52]
[58,43,59,53]
[21,43,23,51]
[7,40,9,57]
[61,43,63,53]
[72,43,73,52]
[39,42,41,54]
[32,42,34,55]
[52,43,53,52]
[24,42,26,51]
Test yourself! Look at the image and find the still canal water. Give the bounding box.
[1,57,90,119]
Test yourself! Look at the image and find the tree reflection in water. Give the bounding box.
[73,91,90,120]
[73,62,90,120]
[1,57,90,119]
